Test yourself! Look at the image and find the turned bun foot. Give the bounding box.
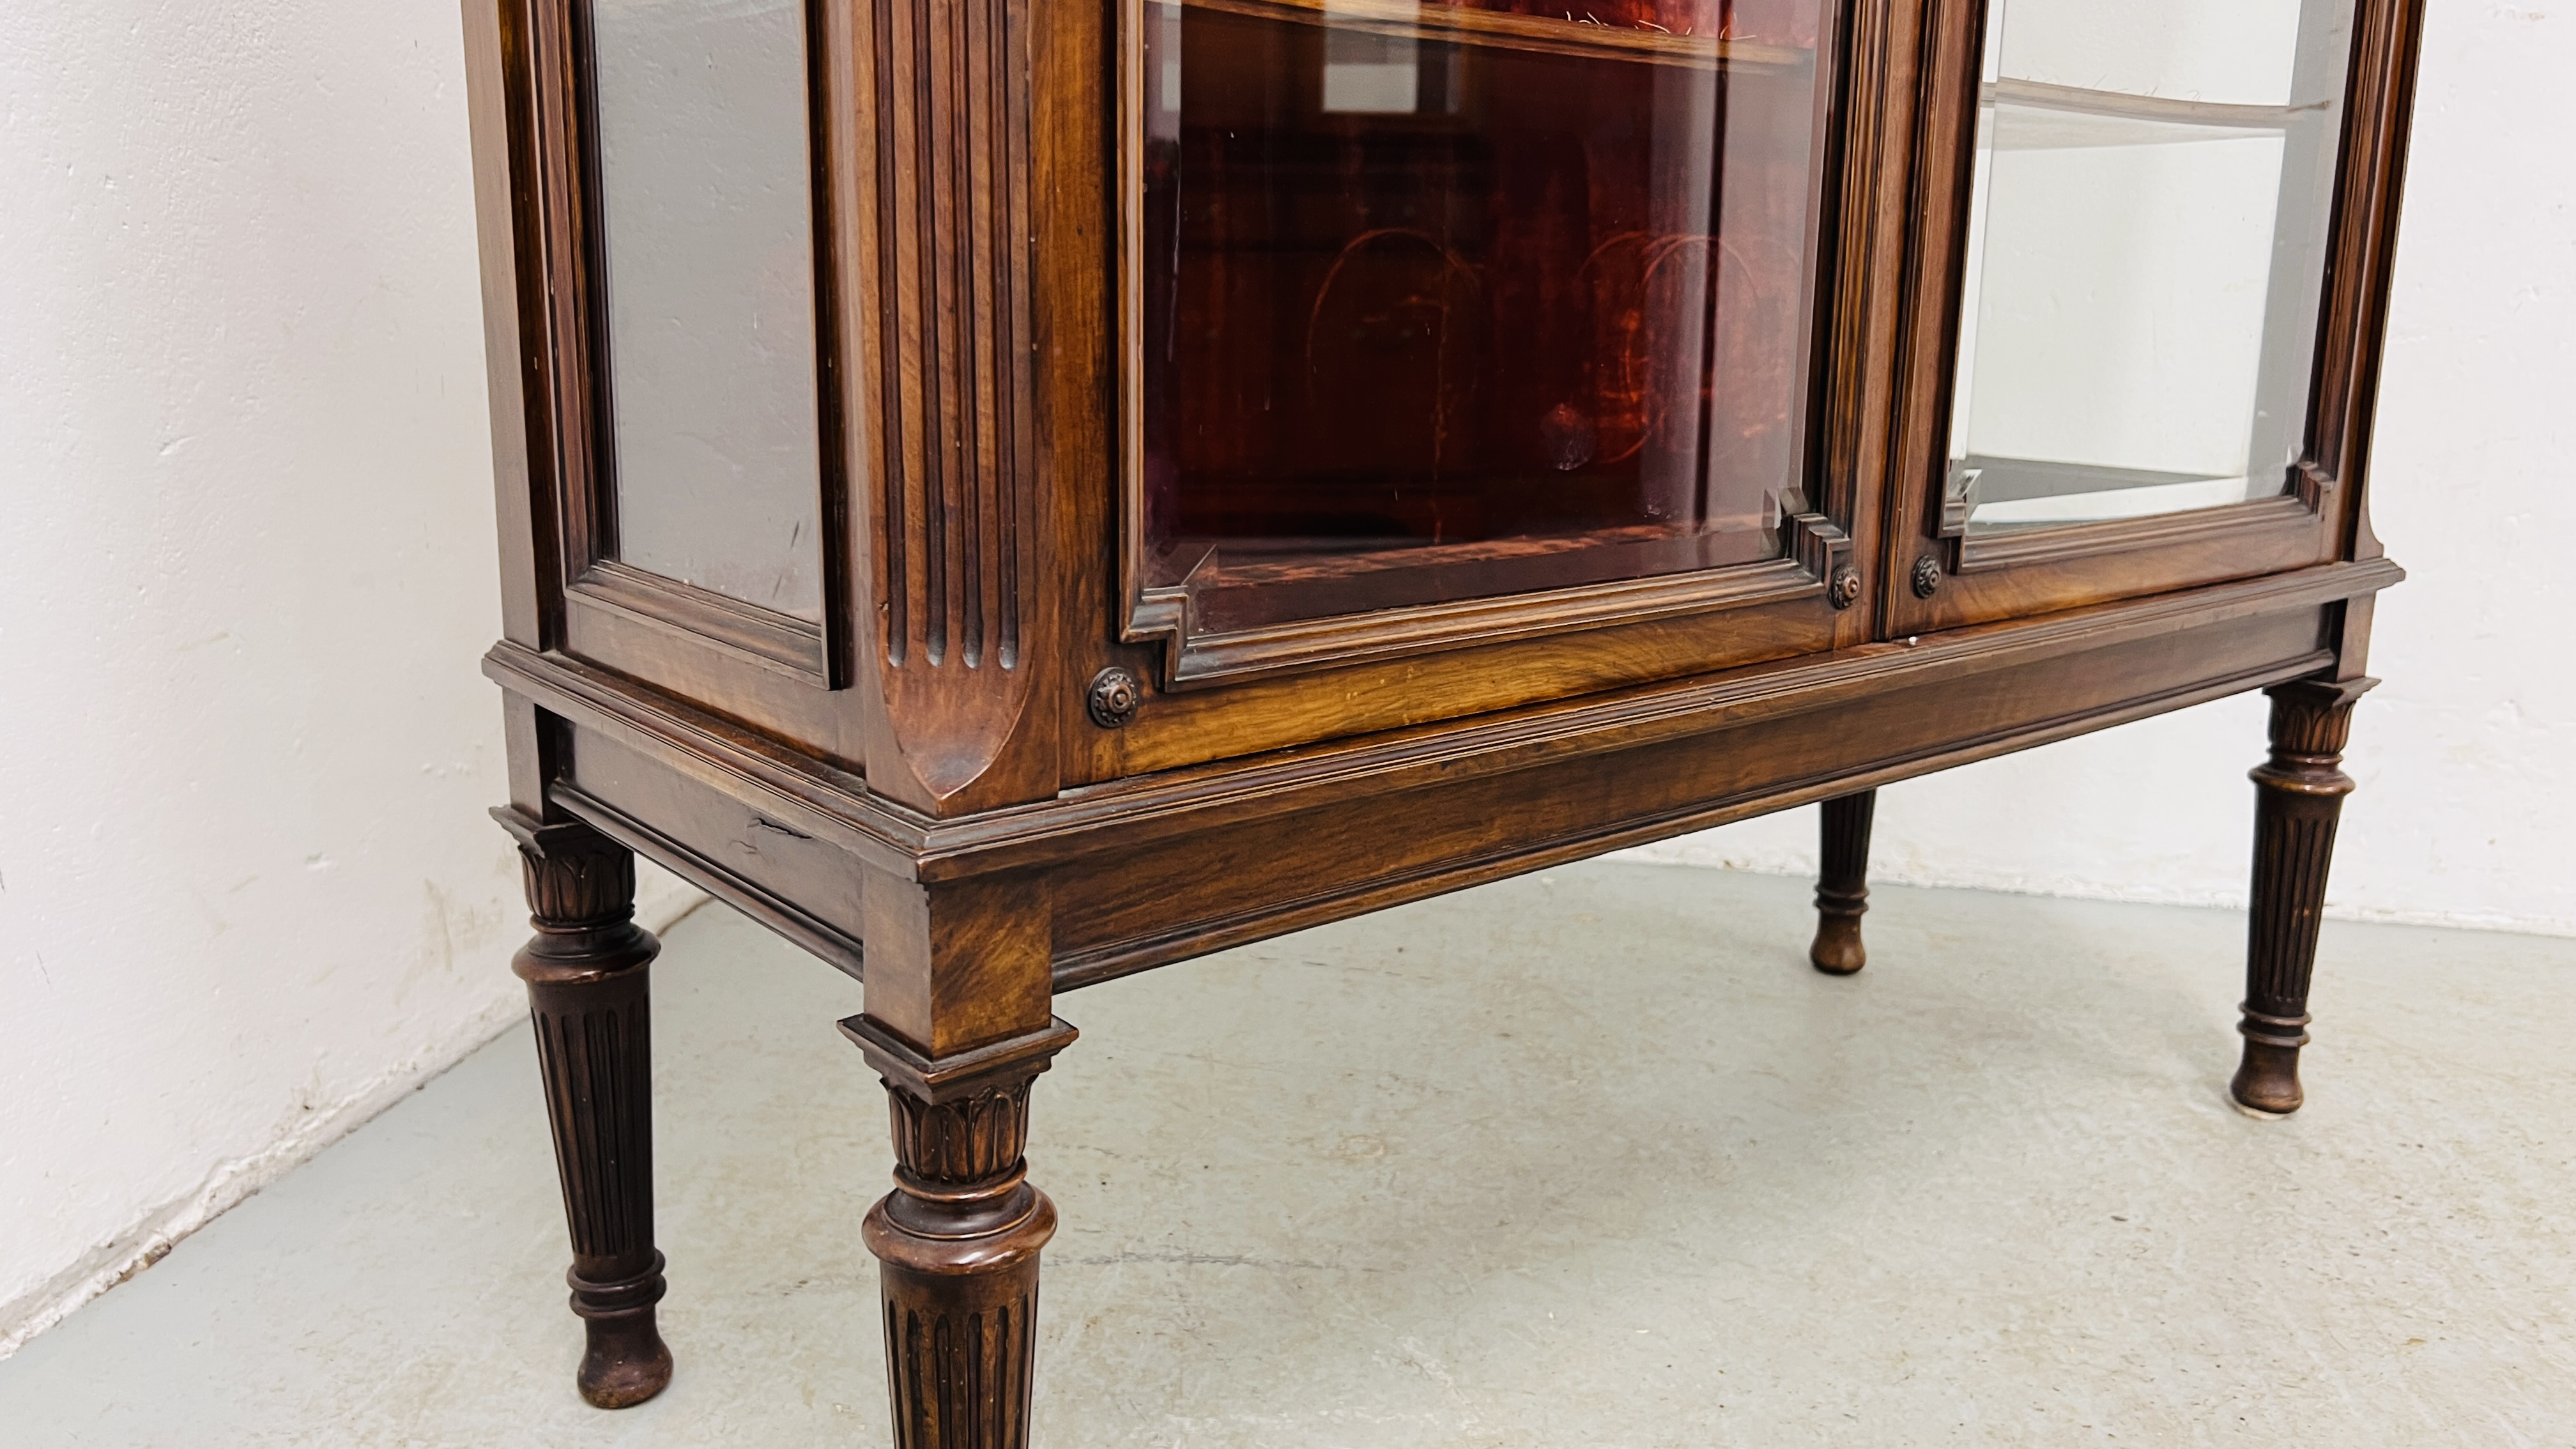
[1809,914,1866,975]
[575,1303,675,1408]
[2229,1030,2308,1117]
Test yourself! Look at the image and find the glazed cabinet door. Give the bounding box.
[496,0,870,768]
[1882,0,2419,632]
[1077,0,1910,778]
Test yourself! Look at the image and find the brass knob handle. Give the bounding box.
[1828,565,1862,611]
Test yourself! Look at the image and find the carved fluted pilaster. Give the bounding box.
[1811,790,1876,975]
[841,1015,1077,1449]
[2232,678,2375,1115]
[496,808,671,1408]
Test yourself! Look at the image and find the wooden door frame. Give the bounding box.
[1877,0,2426,636]
[1068,0,1943,781]
[477,0,868,767]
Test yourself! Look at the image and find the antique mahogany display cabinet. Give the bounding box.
[463,0,2421,1436]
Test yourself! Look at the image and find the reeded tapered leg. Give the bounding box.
[2232,678,2375,1116]
[497,810,673,1408]
[1811,790,1876,975]
[840,1015,1077,1449]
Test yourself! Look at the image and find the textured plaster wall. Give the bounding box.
[0,2,696,1356]
[1624,3,2576,936]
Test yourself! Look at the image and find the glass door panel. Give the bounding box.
[1946,0,2354,532]
[590,0,827,621]
[1139,0,1834,635]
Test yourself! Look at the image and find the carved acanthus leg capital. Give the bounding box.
[841,1015,1078,1449]
[496,808,671,1409]
[2233,678,2375,1116]
[1811,790,1876,975]
[498,808,655,984]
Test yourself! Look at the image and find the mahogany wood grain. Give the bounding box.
[491,562,2389,1000]
[487,558,2393,884]
[462,0,550,651]
[566,732,868,976]
[829,0,1061,817]
[1082,598,1834,778]
[1043,611,2335,985]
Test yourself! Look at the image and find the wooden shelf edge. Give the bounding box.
[1984,76,2326,132]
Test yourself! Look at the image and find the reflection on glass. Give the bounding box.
[1140,0,1834,635]
[1947,0,2354,532]
[594,0,825,620]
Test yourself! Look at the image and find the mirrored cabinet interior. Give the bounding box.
[464,0,2422,1439]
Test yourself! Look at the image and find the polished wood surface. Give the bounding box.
[1810,789,1874,975]
[1110,0,1885,721]
[2234,677,2375,1116]
[843,1014,1075,1449]
[496,810,671,1409]
[463,0,2425,1438]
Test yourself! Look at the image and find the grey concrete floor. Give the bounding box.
[6,861,2575,1446]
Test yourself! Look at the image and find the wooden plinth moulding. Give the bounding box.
[1811,789,1877,975]
[2232,677,2376,1116]
[497,808,673,1408]
[839,1014,1080,1449]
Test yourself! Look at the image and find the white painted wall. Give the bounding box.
[1627,4,2576,936]
[0,2,697,1356]
[0,0,2564,1371]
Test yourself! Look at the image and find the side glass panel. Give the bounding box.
[592,0,826,620]
[1947,0,2354,532]
[1139,0,1835,636]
